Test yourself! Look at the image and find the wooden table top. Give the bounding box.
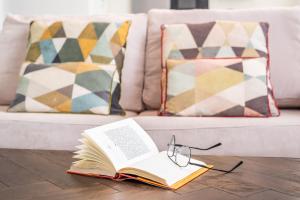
[0,149,299,200]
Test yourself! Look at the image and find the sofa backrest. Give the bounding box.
[144,7,300,109]
[2,8,300,113]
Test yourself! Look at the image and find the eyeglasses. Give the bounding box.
[167,135,243,174]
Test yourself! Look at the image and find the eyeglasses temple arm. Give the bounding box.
[189,161,243,174]
[189,142,222,150]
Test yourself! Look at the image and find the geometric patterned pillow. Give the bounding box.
[162,58,270,116]
[8,62,117,114]
[20,20,131,114]
[160,21,279,117]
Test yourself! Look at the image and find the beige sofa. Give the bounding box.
[0,8,300,158]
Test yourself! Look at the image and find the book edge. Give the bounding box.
[170,164,213,190]
[67,164,213,190]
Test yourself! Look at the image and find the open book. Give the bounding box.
[67,119,212,189]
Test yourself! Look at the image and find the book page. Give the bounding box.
[104,126,152,160]
[84,118,159,171]
[120,151,207,186]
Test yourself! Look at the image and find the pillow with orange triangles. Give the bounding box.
[160,21,279,117]
[8,20,131,115]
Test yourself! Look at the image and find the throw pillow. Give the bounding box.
[9,20,131,114]
[160,21,279,117]
[144,8,300,110]
[162,58,270,116]
[0,14,147,111]
[8,62,117,114]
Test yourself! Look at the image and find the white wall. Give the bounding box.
[131,0,169,13]
[0,0,131,29]
[106,0,132,14]
[0,0,4,28]
[3,0,100,16]
[2,0,300,27]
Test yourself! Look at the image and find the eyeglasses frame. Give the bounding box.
[167,135,243,174]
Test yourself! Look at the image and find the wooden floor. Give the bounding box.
[0,149,299,200]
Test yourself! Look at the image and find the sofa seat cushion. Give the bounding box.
[1,106,299,157]
[138,110,300,129]
[0,106,137,150]
[136,110,300,158]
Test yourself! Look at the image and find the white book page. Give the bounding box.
[126,151,207,186]
[84,118,159,171]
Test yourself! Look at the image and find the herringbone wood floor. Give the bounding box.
[0,149,299,200]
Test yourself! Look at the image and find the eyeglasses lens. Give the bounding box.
[175,146,191,167]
